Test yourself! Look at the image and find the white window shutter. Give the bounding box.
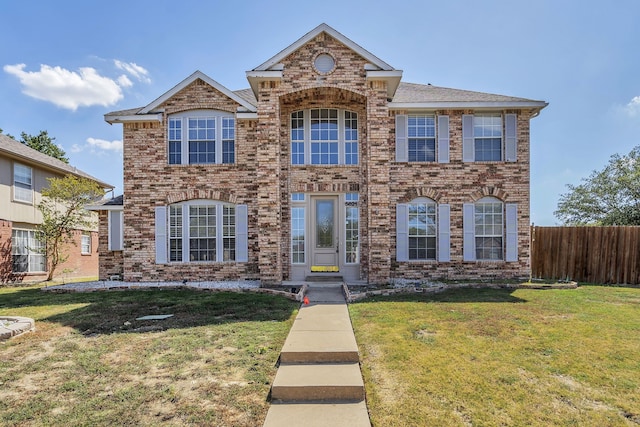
[236,204,248,262]
[437,115,450,163]
[438,204,450,262]
[396,204,408,261]
[155,207,167,264]
[505,114,517,162]
[462,115,474,162]
[505,203,518,261]
[395,115,408,162]
[108,211,123,251]
[463,203,475,261]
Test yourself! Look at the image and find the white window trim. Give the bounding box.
[169,200,236,263]
[13,163,33,204]
[291,198,306,265]
[344,193,360,265]
[291,109,358,166]
[81,233,92,255]
[474,196,504,261]
[407,197,438,261]
[11,229,46,273]
[168,110,235,165]
[407,114,437,162]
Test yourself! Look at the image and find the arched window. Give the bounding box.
[290,109,358,165]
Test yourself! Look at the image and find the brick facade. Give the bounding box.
[100,25,545,285]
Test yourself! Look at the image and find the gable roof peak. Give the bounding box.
[251,23,395,72]
[139,70,256,114]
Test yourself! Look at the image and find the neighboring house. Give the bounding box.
[0,133,113,283]
[95,23,546,285]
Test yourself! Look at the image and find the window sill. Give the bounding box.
[12,198,34,206]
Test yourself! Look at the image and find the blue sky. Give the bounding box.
[1,0,639,225]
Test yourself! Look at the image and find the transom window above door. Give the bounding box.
[291,108,358,165]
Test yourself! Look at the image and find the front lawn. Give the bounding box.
[0,286,298,426]
[349,285,640,426]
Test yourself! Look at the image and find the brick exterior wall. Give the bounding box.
[105,30,535,284]
[0,218,99,283]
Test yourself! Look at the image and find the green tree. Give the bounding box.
[555,145,640,225]
[36,175,104,280]
[20,130,69,163]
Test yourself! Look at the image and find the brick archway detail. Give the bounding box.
[399,187,442,203]
[166,189,237,204]
[469,186,508,202]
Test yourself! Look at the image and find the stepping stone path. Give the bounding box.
[0,316,35,340]
[263,283,371,427]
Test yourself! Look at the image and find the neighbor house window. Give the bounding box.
[345,193,359,264]
[81,233,91,255]
[168,201,236,262]
[474,197,503,260]
[168,111,235,165]
[13,163,33,203]
[290,109,358,165]
[12,229,46,273]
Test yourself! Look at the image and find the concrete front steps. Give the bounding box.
[263,284,371,427]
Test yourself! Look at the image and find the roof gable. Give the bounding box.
[251,23,395,72]
[140,70,257,114]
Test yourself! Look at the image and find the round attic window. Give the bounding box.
[314,53,335,74]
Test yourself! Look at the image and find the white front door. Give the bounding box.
[311,196,339,271]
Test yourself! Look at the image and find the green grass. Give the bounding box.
[349,285,640,427]
[0,286,298,426]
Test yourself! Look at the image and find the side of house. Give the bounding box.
[0,134,112,283]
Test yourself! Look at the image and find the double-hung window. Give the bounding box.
[408,115,436,162]
[463,198,518,262]
[14,163,33,203]
[12,229,46,273]
[290,109,358,165]
[167,201,237,262]
[396,199,451,262]
[474,198,504,260]
[168,111,235,165]
[395,114,449,163]
[462,113,517,162]
[81,233,91,255]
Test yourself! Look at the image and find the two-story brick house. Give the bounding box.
[96,24,546,285]
[0,133,113,283]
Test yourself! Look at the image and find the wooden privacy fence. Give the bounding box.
[531,226,640,285]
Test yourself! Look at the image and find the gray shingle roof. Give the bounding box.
[233,88,257,107]
[391,82,544,104]
[0,133,113,189]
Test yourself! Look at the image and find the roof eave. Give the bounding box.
[246,70,283,98]
[86,204,123,211]
[105,113,163,124]
[366,70,403,98]
[388,101,549,113]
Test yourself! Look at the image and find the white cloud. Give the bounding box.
[117,74,133,88]
[625,96,640,117]
[87,137,123,152]
[71,138,123,154]
[3,63,125,111]
[114,60,151,84]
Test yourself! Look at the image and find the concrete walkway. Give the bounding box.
[263,283,371,427]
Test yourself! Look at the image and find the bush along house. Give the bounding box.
[93,24,547,285]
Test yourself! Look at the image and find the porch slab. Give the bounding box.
[290,304,354,332]
[264,401,371,427]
